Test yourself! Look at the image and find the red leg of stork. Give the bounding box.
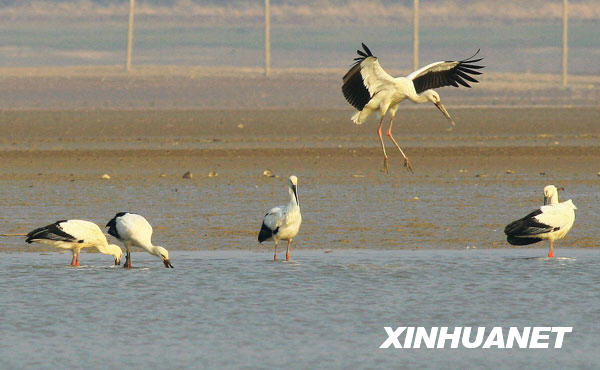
[377,116,390,174]
[273,241,278,261]
[75,255,80,267]
[386,114,413,173]
[548,240,554,258]
[286,240,291,261]
[70,254,76,266]
[124,251,132,268]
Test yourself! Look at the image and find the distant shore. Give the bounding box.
[0,67,598,110]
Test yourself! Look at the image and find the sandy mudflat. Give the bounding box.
[1,106,599,149]
[0,106,598,182]
[0,106,598,252]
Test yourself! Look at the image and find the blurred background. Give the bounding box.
[0,0,598,109]
[0,0,597,73]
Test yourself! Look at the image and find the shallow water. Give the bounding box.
[1,249,599,368]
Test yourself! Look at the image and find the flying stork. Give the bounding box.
[504,185,577,258]
[342,43,484,173]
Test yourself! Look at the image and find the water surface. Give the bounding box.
[1,249,598,368]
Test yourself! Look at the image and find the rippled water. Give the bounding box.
[1,249,599,368]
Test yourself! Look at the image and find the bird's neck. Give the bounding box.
[148,245,163,257]
[93,240,110,253]
[288,188,300,209]
[130,240,155,253]
[545,195,559,205]
[410,93,430,104]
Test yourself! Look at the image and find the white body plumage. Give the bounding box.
[262,205,302,243]
[342,44,484,172]
[26,219,123,266]
[505,185,576,257]
[258,175,302,261]
[106,212,173,268]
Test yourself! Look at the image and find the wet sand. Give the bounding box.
[1,107,599,149]
[0,106,598,252]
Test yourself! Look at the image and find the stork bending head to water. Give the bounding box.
[106,212,173,268]
[504,185,576,258]
[342,43,484,173]
[258,175,302,261]
[26,220,123,266]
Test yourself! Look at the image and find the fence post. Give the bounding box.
[562,0,568,87]
[265,0,271,77]
[126,0,135,72]
[413,0,419,71]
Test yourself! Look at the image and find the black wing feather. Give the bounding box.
[457,67,482,75]
[460,64,485,70]
[258,223,279,243]
[453,75,470,87]
[506,235,543,246]
[504,209,556,246]
[361,43,373,56]
[456,70,478,83]
[342,43,376,111]
[412,49,485,94]
[106,212,129,240]
[26,220,77,243]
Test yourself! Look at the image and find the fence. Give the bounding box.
[124,0,574,85]
[2,1,598,86]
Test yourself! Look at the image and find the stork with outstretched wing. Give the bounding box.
[342,43,484,173]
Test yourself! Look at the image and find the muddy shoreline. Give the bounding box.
[0,107,598,252]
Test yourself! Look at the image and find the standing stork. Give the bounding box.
[106,212,173,268]
[258,175,302,261]
[504,185,577,258]
[26,219,123,266]
[342,43,484,173]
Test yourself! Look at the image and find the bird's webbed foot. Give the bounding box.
[382,157,390,174]
[404,158,414,173]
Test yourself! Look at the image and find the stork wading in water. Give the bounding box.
[342,43,484,173]
[504,185,576,258]
[106,212,173,268]
[26,220,123,266]
[258,175,302,261]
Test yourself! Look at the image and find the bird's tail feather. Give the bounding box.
[351,109,372,125]
[506,235,543,246]
[25,226,49,243]
[258,223,273,243]
[26,221,75,244]
[106,216,121,239]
